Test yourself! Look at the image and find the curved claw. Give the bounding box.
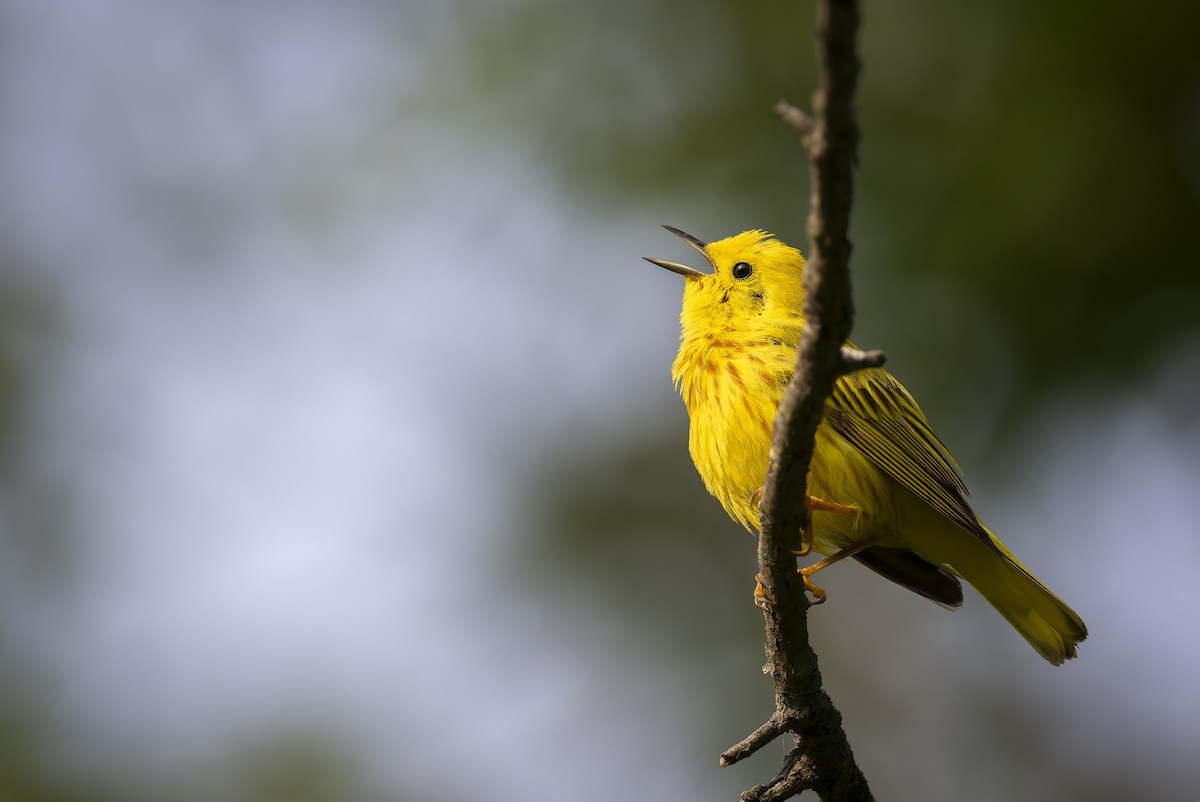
[757,569,827,605]
[795,538,877,605]
[794,520,814,557]
[773,493,853,557]
[800,573,828,604]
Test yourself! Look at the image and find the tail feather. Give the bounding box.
[963,542,1088,665]
[949,531,1087,665]
[910,512,1088,665]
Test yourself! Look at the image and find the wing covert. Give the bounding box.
[825,368,992,544]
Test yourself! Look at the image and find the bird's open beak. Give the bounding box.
[643,225,712,277]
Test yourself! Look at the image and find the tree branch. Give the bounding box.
[722,2,877,800]
[774,99,816,150]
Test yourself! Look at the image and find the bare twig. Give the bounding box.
[774,99,816,150]
[840,347,886,373]
[722,2,877,800]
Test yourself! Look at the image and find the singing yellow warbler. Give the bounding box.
[645,226,1087,665]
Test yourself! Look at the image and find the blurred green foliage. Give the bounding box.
[3,0,1199,800]
[483,2,1200,800]
[447,0,1200,420]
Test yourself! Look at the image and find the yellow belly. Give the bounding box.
[683,350,897,554]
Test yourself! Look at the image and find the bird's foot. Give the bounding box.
[754,568,828,605]
[749,488,855,557]
[749,489,856,515]
[795,538,879,603]
[799,569,828,604]
[804,495,859,516]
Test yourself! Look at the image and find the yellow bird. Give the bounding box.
[645,226,1087,665]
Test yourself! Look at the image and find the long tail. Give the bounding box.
[921,519,1088,665]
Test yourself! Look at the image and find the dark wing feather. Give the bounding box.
[825,368,995,546]
[854,545,963,609]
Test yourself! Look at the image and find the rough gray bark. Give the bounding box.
[719,2,879,800]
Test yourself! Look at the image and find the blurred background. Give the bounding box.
[1,0,1198,800]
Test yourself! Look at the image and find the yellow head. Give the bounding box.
[645,227,806,337]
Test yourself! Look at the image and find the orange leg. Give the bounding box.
[797,538,877,604]
[804,496,859,516]
[749,486,859,557]
[753,537,876,607]
[797,496,859,556]
[748,487,865,606]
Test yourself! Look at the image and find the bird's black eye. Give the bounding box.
[732,261,753,280]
